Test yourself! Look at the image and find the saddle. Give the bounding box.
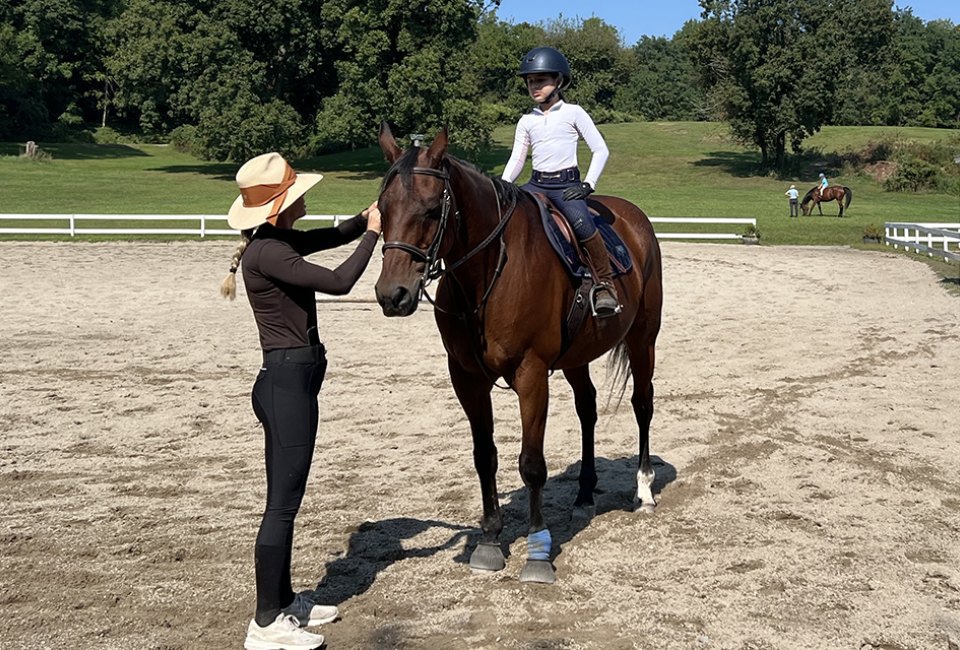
[531,193,632,279]
[529,192,634,366]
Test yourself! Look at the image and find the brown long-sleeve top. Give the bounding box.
[241,215,378,351]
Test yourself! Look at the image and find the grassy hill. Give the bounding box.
[1,122,958,247]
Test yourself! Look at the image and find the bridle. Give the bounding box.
[380,159,517,315]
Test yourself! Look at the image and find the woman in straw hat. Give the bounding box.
[220,151,380,650]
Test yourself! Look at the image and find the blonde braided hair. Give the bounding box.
[220,229,254,300]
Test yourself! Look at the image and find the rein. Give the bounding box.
[381,161,517,316]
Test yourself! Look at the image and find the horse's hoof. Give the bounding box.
[519,559,556,584]
[469,542,506,572]
[571,504,596,521]
[634,501,656,515]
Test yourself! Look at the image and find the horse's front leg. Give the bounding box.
[448,357,504,572]
[513,357,555,583]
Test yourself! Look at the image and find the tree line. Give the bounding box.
[2,0,957,169]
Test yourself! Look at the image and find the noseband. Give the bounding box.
[380,159,517,313]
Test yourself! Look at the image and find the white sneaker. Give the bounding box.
[282,592,339,627]
[244,613,325,650]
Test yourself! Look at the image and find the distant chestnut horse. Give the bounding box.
[801,185,852,217]
[373,123,663,584]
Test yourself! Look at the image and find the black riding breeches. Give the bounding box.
[524,171,597,240]
[250,344,327,626]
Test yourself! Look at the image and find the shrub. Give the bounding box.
[93,126,123,144]
[884,154,942,192]
[169,125,198,155]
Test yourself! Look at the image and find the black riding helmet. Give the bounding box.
[518,46,572,89]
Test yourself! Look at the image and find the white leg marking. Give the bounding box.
[635,469,656,513]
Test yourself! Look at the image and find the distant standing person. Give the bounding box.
[785,184,799,218]
[219,152,382,650]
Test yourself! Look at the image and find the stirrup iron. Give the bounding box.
[588,283,621,318]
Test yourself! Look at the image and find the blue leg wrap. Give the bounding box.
[527,528,552,561]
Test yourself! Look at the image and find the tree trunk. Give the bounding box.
[774,132,786,171]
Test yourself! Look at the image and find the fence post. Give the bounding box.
[70,215,75,237]
[200,215,206,238]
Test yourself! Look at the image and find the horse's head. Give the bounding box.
[800,187,817,216]
[374,122,452,317]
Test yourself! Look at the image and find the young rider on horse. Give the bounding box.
[501,46,619,318]
[817,172,829,196]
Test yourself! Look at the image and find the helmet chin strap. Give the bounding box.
[538,75,563,109]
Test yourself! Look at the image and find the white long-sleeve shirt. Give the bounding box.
[501,101,609,190]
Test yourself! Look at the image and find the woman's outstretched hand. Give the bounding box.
[362,201,382,235]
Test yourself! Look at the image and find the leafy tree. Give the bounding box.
[831,0,899,125]
[1,0,121,136]
[312,0,487,153]
[106,0,305,158]
[0,23,47,138]
[542,17,631,122]
[694,0,895,170]
[464,13,543,118]
[916,19,960,127]
[618,22,705,121]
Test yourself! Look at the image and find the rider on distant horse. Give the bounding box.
[501,46,620,318]
[817,172,829,197]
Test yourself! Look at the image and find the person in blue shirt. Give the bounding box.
[818,173,829,195]
[785,184,799,217]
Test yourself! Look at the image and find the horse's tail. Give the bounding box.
[604,340,631,411]
[843,186,852,208]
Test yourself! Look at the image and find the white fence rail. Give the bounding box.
[884,222,960,262]
[0,214,352,237]
[649,217,755,240]
[0,214,755,241]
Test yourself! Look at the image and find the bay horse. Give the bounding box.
[373,122,663,584]
[801,185,852,217]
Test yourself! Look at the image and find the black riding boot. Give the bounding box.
[580,232,621,318]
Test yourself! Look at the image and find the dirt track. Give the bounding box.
[1,240,959,650]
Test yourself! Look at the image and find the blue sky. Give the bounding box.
[493,0,960,46]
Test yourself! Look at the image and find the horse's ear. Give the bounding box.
[424,127,448,166]
[379,121,402,163]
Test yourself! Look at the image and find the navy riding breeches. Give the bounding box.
[523,167,597,240]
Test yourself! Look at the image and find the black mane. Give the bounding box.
[447,154,524,206]
[382,147,524,207]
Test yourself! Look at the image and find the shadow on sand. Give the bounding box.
[308,454,676,603]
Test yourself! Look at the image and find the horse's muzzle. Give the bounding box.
[375,280,421,317]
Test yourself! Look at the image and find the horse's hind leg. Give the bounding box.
[562,365,597,520]
[625,332,657,514]
[448,357,504,572]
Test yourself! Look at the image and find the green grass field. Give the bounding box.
[1,122,958,248]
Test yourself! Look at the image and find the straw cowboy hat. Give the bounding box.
[227,152,323,230]
[790,184,796,189]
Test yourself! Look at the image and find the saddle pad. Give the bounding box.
[536,197,632,279]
